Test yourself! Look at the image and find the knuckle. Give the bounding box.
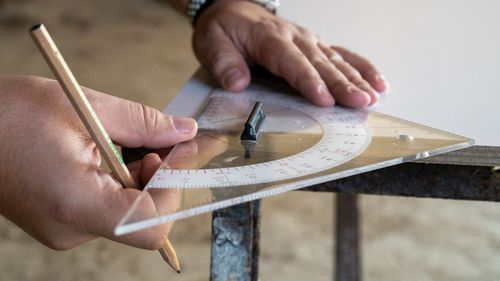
[294,24,308,34]
[208,51,235,75]
[291,70,318,94]
[208,48,225,66]
[345,70,363,81]
[353,79,372,89]
[329,78,351,94]
[252,18,282,34]
[295,26,316,41]
[337,61,362,79]
[309,56,330,69]
[40,77,62,92]
[275,51,302,72]
[139,104,163,137]
[327,50,343,61]
[273,53,319,90]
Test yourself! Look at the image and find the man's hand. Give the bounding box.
[0,75,197,250]
[192,0,388,107]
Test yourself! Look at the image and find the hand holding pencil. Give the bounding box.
[0,73,196,265]
[0,24,196,272]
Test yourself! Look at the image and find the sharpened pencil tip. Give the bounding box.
[159,245,181,273]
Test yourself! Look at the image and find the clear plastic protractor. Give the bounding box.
[147,90,372,189]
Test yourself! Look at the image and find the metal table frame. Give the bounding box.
[208,152,500,281]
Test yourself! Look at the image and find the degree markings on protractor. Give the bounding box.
[147,89,372,189]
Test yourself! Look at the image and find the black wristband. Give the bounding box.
[187,0,215,25]
[186,0,280,25]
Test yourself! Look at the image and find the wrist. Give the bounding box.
[186,0,279,24]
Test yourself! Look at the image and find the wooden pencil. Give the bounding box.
[29,23,181,273]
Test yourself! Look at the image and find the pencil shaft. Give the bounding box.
[30,24,180,273]
[30,24,134,188]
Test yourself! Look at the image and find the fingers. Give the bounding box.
[83,88,198,149]
[252,35,335,106]
[126,152,163,187]
[193,22,251,92]
[295,39,374,107]
[140,153,163,186]
[331,46,389,93]
[317,43,379,106]
[251,30,385,107]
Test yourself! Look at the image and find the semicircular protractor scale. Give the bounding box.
[115,87,472,235]
[148,89,372,189]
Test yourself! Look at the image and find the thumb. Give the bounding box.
[193,23,250,92]
[84,88,198,148]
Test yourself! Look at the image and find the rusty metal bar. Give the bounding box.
[335,194,361,281]
[250,201,261,281]
[210,200,261,281]
[305,163,500,202]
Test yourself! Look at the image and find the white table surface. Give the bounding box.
[281,0,500,147]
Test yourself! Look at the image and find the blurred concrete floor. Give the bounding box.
[1,0,500,280]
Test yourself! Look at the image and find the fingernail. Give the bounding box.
[376,74,389,88]
[376,74,385,82]
[369,90,380,105]
[369,88,380,99]
[173,117,197,134]
[348,86,371,106]
[224,68,244,88]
